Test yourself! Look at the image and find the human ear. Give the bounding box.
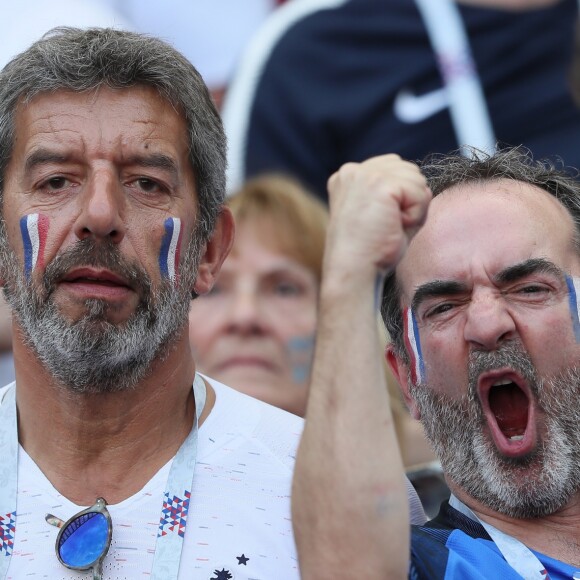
[192,207,235,296]
[385,344,421,420]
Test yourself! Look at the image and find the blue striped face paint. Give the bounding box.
[159,218,182,284]
[19,213,49,280]
[565,275,580,342]
[403,307,425,385]
[287,334,316,384]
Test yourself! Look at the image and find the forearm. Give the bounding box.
[293,270,409,579]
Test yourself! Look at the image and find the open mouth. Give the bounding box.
[479,372,536,457]
[489,379,528,440]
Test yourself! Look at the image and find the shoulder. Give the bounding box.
[200,375,303,473]
[409,502,522,580]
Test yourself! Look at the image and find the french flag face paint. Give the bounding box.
[159,217,182,283]
[565,275,580,343]
[19,214,48,280]
[403,307,425,385]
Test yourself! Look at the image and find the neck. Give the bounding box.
[12,325,214,506]
[451,484,580,567]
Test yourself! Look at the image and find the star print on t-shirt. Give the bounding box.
[236,554,249,565]
[210,569,233,580]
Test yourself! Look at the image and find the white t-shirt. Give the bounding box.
[3,377,302,579]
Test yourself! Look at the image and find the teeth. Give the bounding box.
[492,379,512,386]
[509,435,524,441]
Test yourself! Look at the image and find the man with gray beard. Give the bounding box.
[0,27,303,579]
[293,147,580,578]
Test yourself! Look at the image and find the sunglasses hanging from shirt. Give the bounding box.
[46,498,112,580]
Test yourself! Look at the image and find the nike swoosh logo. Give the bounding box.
[393,87,450,124]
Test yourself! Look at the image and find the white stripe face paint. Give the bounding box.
[167,218,181,282]
[404,307,425,385]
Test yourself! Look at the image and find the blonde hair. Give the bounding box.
[228,174,328,281]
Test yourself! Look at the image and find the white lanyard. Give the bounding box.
[414,0,496,156]
[449,495,554,579]
[0,374,206,580]
[0,384,17,579]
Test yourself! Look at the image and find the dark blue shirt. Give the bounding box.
[410,501,577,579]
[225,0,580,199]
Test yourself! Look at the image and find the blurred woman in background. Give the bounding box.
[189,174,327,417]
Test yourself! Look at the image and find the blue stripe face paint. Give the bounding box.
[287,335,316,384]
[565,275,580,342]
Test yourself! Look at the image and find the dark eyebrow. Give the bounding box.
[411,280,468,312]
[494,258,565,285]
[124,153,178,175]
[24,149,70,173]
[124,153,180,187]
[410,258,565,312]
[24,150,180,181]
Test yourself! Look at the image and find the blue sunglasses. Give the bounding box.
[46,497,112,580]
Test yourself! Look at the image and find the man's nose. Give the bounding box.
[73,170,125,243]
[463,291,516,350]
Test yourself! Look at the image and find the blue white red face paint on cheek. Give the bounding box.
[159,217,182,284]
[565,275,580,342]
[403,307,425,386]
[19,214,49,280]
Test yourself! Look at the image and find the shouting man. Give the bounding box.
[293,148,580,578]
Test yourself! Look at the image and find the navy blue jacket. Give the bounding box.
[224,0,580,199]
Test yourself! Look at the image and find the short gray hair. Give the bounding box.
[382,146,580,359]
[0,27,225,240]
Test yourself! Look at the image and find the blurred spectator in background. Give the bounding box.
[189,175,327,417]
[223,0,580,199]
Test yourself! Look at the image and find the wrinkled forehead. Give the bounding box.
[396,179,577,304]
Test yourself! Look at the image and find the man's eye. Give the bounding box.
[43,177,69,190]
[135,178,163,193]
[518,285,545,294]
[426,303,454,318]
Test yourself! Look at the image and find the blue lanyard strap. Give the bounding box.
[449,495,551,579]
[0,375,206,580]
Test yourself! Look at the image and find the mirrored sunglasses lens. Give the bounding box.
[58,512,109,568]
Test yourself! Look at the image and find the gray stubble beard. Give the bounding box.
[0,222,202,394]
[409,342,580,519]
